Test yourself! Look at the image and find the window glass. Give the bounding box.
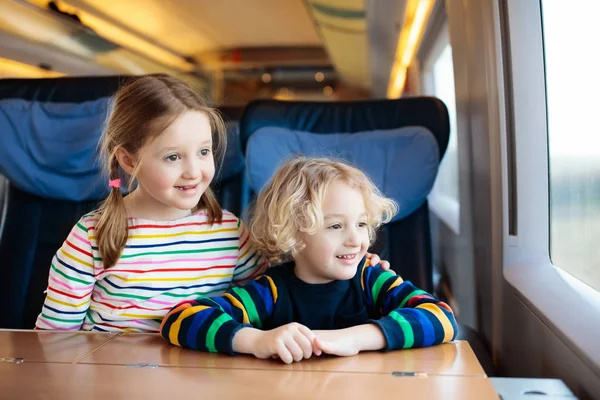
[542,0,600,292]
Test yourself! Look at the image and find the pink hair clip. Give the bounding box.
[109,179,121,188]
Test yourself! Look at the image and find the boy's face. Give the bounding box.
[294,181,370,284]
[129,110,215,220]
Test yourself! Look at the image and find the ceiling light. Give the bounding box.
[387,0,433,98]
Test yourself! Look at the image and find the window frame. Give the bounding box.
[421,21,461,234]
[500,0,600,374]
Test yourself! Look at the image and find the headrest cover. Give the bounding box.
[240,98,450,159]
[0,76,246,200]
[0,98,111,201]
[246,126,440,221]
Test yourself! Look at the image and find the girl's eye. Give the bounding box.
[165,154,180,162]
[328,224,342,230]
[200,149,210,156]
[358,222,368,228]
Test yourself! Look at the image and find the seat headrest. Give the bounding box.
[0,76,245,200]
[246,127,439,221]
[0,76,126,103]
[240,98,450,222]
[0,76,127,201]
[239,97,450,158]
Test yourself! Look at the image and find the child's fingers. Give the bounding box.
[312,337,323,356]
[297,324,320,356]
[275,341,294,364]
[365,252,380,265]
[294,331,314,359]
[313,337,333,355]
[284,338,305,362]
[297,324,315,341]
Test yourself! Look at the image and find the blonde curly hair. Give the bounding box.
[249,156,398,264]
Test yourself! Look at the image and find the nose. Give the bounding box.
[344,226,362,247]
[182,158,202,180]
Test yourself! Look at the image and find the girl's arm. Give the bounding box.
[231,218,269,286]
[35,218,96,330]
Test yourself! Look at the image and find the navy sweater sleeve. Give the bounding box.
[359,259,458,350]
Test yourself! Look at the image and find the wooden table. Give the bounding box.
[0,363,498,400]
[80,333,486,376]
[0,330,499,399]
[0,329,118,363]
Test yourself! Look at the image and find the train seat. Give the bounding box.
[239,97,495,375]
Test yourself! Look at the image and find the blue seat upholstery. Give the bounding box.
[0,76,121,329]
[0,77,246,329]
[239,98,450,293]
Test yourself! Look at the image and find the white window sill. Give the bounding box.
[428,191,460,234]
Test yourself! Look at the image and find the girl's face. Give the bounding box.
[293,181,371,284]
[125,110,215,220]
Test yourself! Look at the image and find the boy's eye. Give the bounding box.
[199,149,210,156]
[165,154,180,162]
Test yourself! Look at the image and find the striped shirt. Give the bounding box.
[35,210,268,332]
[161,257,457,354]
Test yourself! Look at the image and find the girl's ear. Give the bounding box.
[114,147,136,175]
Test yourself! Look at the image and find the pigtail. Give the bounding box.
[96,156,129,269]
[198,187,223,225]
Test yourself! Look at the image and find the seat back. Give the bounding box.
[239,98,450,291]
[214,106,246,216]
[0,76,122,328]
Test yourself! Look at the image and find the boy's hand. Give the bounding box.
[312,329,360,357]
[365,252,393,272]
[236,323,320,364]
[312,325,386,357]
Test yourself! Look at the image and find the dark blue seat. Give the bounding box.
[0,76,120,329]
[239,98,450,293]
[0,76,246,329]
[214,106,247,217]
[239,98,496,375]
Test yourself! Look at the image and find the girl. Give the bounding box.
[34,75,267,332]
[160,156,457,364]
[35,75,386,332]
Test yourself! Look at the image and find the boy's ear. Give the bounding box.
[114,148,136,175]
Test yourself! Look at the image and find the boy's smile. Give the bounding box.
[294,181,370,284]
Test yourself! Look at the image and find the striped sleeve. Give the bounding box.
[160,273,278,355]
[359,260,458,350]
[231,218,269,286]
[35,218,96,330]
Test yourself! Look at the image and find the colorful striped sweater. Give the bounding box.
[161,257,457,354]
[35,210,268,332]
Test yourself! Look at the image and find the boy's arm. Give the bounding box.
[160,274,277,354]
[35,219,96,330]
[231,218,269,286]
[360,260,458,350]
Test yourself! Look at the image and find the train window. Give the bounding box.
[542,1,600,292]
[422,23,459,233]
